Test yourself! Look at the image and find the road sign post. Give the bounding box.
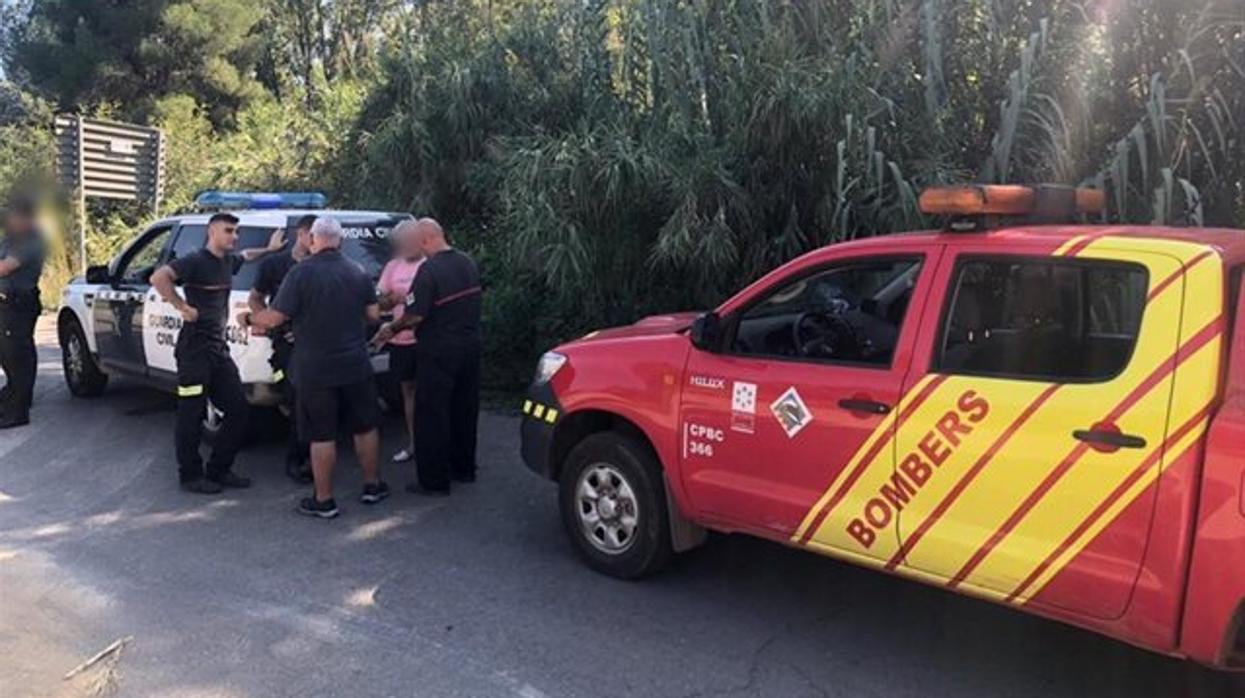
[54,116,165,273]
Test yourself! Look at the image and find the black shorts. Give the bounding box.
[388,343,418,382]
[297,379,380,443]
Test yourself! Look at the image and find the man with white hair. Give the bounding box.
[240,216,389,518]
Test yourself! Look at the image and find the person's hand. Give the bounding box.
[237,311,265,335]
[386,289,406,307]
[371,322,396,348]
[179,305,199,323]
[267,228,286,252]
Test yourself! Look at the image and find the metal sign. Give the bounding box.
[54,115,165,206]
[53,115,165,271]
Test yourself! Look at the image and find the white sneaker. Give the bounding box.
[392,448,413,463]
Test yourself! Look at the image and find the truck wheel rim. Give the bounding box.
[65,333,85,384]
[576,463,639,555]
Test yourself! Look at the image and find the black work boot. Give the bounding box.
[208,471,252,489]
[181,478,223,495]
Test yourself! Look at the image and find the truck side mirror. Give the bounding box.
[85,265,111,284]
[689,312,723,352]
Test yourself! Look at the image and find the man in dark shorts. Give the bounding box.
[372,218,481,496]
[248,214,315,483]
[241,216,388,518]
[151,213,284,494]
[0,194,47,429]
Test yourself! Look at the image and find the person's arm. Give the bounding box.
[151,265,198,323]
[365,303,382,325]
[247,288,268,314]
[375,261,406,311]
[0,236,42,278]
[372,269,430,345]
[240,306,288,331]
[242,265,299,331]
[239,228,285,263]
[377,289,404,311]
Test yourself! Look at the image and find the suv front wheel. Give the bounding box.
[60,318,108,397]
[559,432,673,579]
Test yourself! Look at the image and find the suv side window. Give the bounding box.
[730,257,923,366]
[116,225,174,285]
[936,258,1148,382]
[169,224,278,290]
[169,224,206,264]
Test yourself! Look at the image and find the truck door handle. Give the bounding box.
[838,398,891,415]
[1072,429,1147,450]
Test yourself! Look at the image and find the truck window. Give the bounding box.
[936,258,1148,382]
[730,257,922,366]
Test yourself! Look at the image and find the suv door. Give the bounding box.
[893,247,1182,620]
[678,247,941,558]
[93,224,175,375]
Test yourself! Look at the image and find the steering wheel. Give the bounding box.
[793,310,861,359]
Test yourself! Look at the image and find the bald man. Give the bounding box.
[372,218,481,495]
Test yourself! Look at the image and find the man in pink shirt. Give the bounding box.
[377,220,426,462]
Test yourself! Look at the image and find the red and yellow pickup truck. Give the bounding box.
[519,184,1245,669]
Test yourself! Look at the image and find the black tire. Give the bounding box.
[59,317,108,397]
[559,432,673,579]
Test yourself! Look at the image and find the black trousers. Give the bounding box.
[271,336,309,465]
[0,291,39,420]
[175,344,248,482]
[414,341,480,489]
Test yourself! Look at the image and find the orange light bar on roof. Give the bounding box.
[1075,187,1106,214]
[919,184,1107,217]
[919,185,1036,215]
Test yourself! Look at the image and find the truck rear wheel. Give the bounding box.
[559,432,673,579]
[59,318,108,397]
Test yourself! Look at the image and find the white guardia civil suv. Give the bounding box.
[57,192,412,427]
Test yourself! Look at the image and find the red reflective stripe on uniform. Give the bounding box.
[433,286,482,307]
[1006,402,1214,603]
[885,383,1062,570]
[946,314,1224,589]
[796,374,949,545]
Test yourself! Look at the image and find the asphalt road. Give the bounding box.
[2,318,1245,698]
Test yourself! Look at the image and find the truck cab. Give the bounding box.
[519,184,1245,669]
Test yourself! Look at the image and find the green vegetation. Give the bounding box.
[2,0,1242,388]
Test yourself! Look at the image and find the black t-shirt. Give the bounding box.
[169,248,243,353]
[272,249,376,389]
[254,250,297,299]
[405,248,482,349]
[254,250,299,343]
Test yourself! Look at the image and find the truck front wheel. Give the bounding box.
[559,432,673,579]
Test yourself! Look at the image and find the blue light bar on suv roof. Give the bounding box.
[194,191,328,211]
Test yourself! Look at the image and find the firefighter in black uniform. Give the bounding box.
[248,214,315,483]
[151,213,283,494]
[0,195,46,429]
[372,218,481,495]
